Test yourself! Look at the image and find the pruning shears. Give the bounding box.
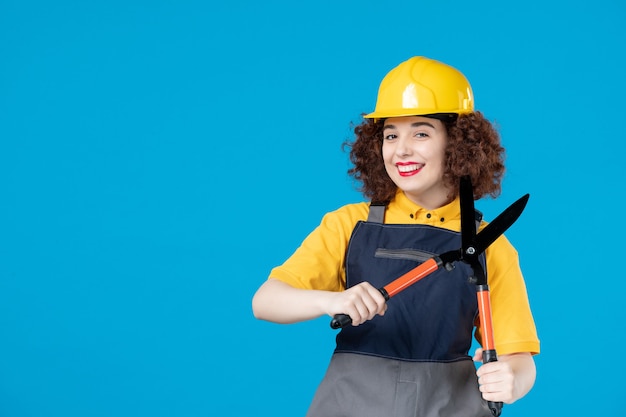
[330,175,530,417]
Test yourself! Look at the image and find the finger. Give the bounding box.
[352,283,384,320]
[478,378,514,404]
[361,294,385,322]
[338,286,368,324]
[477,373,503,401]
[352,302,370,325]
[379,302,388,316]
[475,361,516,403]
[479,386,500,402]
[473,348,483,362]
[476,360,499,378]
[349,298,380,325]
[363,284,388,315]
[364,292,386,319]
[341,282,387,324]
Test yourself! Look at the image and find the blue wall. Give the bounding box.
[1,1,624,415]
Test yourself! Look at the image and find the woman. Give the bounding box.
[252,56,539,417]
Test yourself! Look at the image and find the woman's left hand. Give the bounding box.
[473,348,536,404]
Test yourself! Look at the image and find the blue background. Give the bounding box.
[1,0,624,416]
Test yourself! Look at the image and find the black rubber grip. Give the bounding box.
[482,349,503,416]
[330,313,351,329]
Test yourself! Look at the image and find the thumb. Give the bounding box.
[472,347,483,362]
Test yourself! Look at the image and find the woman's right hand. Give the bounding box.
[326,282,387,326]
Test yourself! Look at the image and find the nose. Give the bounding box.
[395,134,411,157]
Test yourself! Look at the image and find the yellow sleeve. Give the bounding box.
[269,203,368,291]
[477,235,540,355]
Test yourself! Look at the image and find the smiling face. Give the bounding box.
[382,116,451,209]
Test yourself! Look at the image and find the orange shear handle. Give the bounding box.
[330,257,441,329]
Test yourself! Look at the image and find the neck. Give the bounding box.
[403,191,453,210]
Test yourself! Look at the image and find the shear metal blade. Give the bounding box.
[473,193,530,255]
[460,176,476,253]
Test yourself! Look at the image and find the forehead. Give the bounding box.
[382,116,444,130]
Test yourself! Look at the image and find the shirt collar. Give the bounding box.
[393,190,461,226]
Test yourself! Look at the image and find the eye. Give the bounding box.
[414,131,429,139]
[384,133,398,141]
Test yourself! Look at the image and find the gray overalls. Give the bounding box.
[306,204,493,417]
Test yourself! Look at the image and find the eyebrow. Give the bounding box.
[383,121,436,130]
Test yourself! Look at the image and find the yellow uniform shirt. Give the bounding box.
[270,191,540,356]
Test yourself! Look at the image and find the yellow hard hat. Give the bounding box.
[365,56,474,119]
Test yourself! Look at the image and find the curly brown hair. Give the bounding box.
[343,111,505,203]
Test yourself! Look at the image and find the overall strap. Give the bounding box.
[474,209,483,230]
[367,202,387,223]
